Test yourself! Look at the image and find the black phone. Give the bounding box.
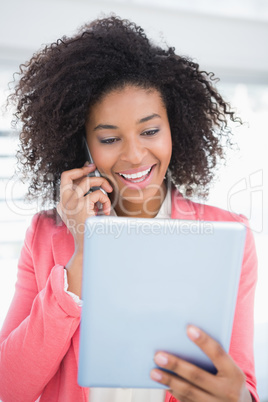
[83,137,107,207]
[83,137,102,180]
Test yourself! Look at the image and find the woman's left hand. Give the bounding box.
[150,325,253,402]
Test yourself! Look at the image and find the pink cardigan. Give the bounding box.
[0,189,259,402]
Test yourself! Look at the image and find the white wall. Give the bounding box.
[1,0,268,83]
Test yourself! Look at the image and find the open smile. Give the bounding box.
[116,164,156,189]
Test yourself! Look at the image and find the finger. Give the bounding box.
[74,176,113,197]
[60,165,97,200]
[187,325,233,373]
[153,352,217,395]
[85,189,111,216]
[150,369,215,402]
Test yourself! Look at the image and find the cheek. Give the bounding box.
[158,134,172,165]
[92,148,115,174]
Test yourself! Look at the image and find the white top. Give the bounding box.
[64,187,172,402]
[89,387,166,402]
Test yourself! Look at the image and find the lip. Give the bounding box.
[117,164,156,190]
[116,165,155,175]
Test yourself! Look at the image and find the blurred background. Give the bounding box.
[0,0,267,400]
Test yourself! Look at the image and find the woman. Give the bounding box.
[0,16,258,402]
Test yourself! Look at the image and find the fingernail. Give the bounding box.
[104,207,111,215]
[187,325,200,340]
[151,370,162,381]
[155,353,168,366]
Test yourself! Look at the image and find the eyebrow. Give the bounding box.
[93,124,118,131]
[93,113,161,131]
[137,113,161,124]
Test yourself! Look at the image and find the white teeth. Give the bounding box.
[119,167,152,180]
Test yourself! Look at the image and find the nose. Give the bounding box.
[120,137,148,164]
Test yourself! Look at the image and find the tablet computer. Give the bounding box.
[78,216,246,388]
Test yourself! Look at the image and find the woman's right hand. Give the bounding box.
[57,163,113,250]
[57,163,113,297]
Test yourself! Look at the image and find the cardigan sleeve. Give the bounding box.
[228,214,259,402]
[0,214,81,402]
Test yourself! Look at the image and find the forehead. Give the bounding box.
[88,85,166,122]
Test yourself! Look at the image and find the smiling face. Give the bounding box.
[85,85,172,217]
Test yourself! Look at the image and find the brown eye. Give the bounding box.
[100,138,119,144]
[141,129,159,136]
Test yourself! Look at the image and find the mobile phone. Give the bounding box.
[83,137,107,208]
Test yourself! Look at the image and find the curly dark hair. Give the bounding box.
[10,15,240,209]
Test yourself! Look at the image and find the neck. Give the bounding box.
[112,183,167,218]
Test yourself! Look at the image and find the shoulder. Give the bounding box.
[194,200,245,223]
[171,188,245,223]
[26,209,67,247]
[24,209,74,269]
